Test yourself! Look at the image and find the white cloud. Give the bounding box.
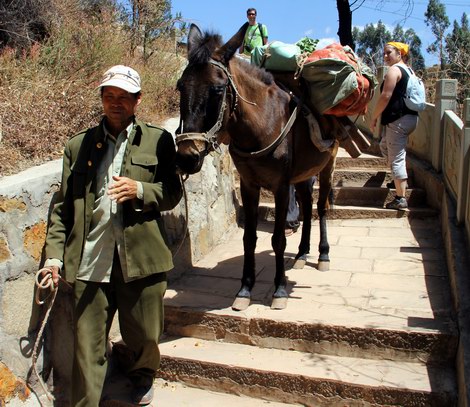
[317,38,337,49]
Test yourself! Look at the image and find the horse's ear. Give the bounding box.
[217,23,249,65]
[187,23,203,59]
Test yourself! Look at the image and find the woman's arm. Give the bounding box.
[371,65,402,131]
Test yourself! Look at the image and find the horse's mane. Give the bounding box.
[188,31,223,65]
[188,30,274,87]
[233,59,274,86]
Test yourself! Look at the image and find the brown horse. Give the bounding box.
[175,23,338,310]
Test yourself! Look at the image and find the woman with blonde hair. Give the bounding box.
[371,42,419,210]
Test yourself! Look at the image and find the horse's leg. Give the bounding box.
[316,157,335,271]
[292,178,315,269]
[271,185,290,310]
[232,179,260,311]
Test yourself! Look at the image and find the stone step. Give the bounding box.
[248,185,426,207]
[314,186,427,207]
[164,306,456,365]
[332,169,393,187]
[334,153,388,170]
[254,202,439,221]
[164,217,456,362]
[101,376,299,406]
[157,336,457,406]
[159,215,458,405]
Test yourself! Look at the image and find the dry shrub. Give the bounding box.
[0,0,183,177]
[137,37,186,124]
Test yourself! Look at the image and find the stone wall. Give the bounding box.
[0,117,238,402]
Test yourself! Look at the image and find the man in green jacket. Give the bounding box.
[43,65,182,406]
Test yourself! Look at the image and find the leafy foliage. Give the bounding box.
[445,13,470,102]
[425,0,450,70]
[352,21,425,72]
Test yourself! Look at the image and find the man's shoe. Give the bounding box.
[385,197,408,210]
[132,385,154,405]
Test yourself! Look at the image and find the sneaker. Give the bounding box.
[386,181,395,189]
[385,197,408,210]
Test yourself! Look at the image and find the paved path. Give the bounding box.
[166,216,454,334]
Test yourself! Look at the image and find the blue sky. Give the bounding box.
[171,0,469,66]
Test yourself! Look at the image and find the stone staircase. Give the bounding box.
[152,147,458,406]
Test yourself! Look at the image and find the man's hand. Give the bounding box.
[41,266,60,286]
[108,176,138,203]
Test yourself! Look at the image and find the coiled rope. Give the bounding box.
[32,268,70,402]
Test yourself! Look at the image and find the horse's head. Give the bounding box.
[174,23,248,175]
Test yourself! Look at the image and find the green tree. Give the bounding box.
[391,25,425,72]
[336,1,419,52]
[424,0,450,71]
[353,21,425,73]
[446,13,470,101]
[353,20,391,71]
[119,0,181,61]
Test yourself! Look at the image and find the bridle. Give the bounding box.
[175,57,299,159]
[175,58,242,157]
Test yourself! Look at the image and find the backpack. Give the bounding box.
[400,65,426,112]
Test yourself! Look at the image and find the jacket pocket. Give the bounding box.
[127,154,158,181]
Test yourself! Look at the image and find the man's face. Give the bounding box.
[101,86,141,127]
[247,11,256,23]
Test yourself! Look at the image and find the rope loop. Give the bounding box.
[35,268,56,305]
[32,267,59,402]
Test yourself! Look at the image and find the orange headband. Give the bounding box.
[386,42,409,56]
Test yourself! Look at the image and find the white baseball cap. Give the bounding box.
[98,65,141,93]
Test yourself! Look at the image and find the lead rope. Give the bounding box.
[32,268,71,402]
[172,174,189,258]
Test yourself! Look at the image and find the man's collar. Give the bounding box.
[102,119,136,142]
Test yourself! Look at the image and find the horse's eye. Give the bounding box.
[210,84,225,95]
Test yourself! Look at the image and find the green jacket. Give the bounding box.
[45,118,183,283]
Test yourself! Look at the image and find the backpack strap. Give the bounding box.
[258,23,266,44]
[395,65,416,115]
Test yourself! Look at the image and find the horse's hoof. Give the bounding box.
[271,297,288,310]
[232,297,250,311]
[293,254,307,269]
[293,258,306,269]
[317,260,330,272]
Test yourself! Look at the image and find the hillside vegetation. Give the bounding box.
[0,0,184,176]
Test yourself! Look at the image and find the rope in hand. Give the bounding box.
[31,268,70,402]
[172,175,189,258]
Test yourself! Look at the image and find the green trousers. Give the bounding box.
[71,257,167,407]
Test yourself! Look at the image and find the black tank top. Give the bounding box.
[380,65,418,125]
